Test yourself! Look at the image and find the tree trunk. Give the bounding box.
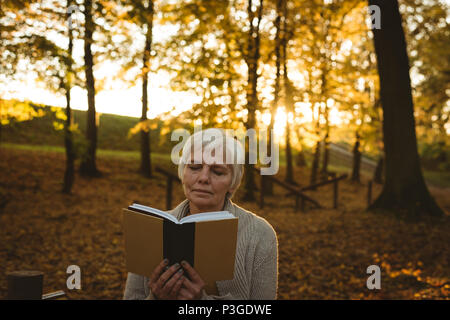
[351,133,361,182]
[63,2,75,193]
[296,148,306,167]
[320,82,330,176]
[243,0,263,202]
[63,87,75,193]
[294,129,306,168]
[368,0,443,217]
[285,119,295,184]
[264,0,283,196]
[310,141,320,186]
[282,0,295,185]
[139,1,154,178]
[373,155,383,184]
[264,121,275,195]
[321,132,330,176]
[79,0,100,177]
[283,84,295,185]
[319,14,330,177]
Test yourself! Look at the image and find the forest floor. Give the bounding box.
[0,146,449,300]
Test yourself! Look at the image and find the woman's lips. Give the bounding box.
[192,189,213,194]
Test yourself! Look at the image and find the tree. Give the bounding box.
[281,0,296,185]
[79,0,101,177]
[75,0,120,177]
[139,0,154,178]
[156,0,245,128]
[0,0,46,142]
[294,0,362,182]
[63,0,76,193]
[1,0,81,192]
[242,0,264,201]
[402,0,449,170]
[123,0,155,178]
[264,0,283,195]
[351,132,361,182]
[368,0,443,217]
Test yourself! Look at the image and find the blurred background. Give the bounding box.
[0,0,448,300]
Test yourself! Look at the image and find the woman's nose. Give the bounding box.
[198,166,210,183]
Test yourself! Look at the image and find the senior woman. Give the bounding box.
[123,128,278,300]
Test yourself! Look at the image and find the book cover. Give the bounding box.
[122,203,239,294]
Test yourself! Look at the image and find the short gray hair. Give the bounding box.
[178,128,245,199]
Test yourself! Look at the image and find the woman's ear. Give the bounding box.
[227,186,235,198]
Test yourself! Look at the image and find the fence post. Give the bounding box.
[166,176,172,210]
[333,180,338,209]
[367,180,373,207]
[7,270,43,300]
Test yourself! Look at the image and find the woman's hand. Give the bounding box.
[148,259,184,300]
[177,260,206,300]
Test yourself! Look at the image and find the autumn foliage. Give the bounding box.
[0,147,448,299]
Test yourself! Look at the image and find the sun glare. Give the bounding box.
[2,76,199,119]
[274,107,287,137]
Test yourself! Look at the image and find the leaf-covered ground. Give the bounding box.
[0,147,448,299]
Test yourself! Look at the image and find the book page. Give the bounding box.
[128,203,179,224]
[179,211,235,224]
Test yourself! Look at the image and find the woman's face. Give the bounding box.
[182,157,234,214]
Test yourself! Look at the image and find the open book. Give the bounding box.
[122,203,239,293]
[128,203,235,224]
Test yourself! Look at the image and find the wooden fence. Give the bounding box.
[156,165,349,212]
[259,166,347,211]
[255,167,321,211]
[155,166,181,210]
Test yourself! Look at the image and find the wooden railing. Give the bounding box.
[254,167,321,211]
[367,180,373,207]
[155,166,181,210]
[298,173,348,209]
[156,165,347,212]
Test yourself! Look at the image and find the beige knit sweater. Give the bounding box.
[123,198,278,300]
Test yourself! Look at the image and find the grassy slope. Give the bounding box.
[2,104,164,152]
[2,104,449,187]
